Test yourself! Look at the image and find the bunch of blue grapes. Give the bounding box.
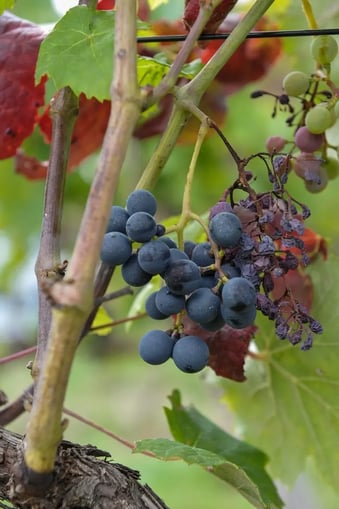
[101,189,258,374]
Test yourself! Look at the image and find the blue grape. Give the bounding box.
[191,242,215,267]
[209,212,242,248]
[200,275,216,289]
[155,286,185,316]
[185,288,220,324]
[156,224,166,237]
[221,277,257,329]
[139,330,174,365]
[220,302,256,329]
[217,262,241,280]
[172,335,209,373]
[137,240,171,275]
[221,277,256,310]
[100,232,132,266]
[163,259,201,295]
[106,205,129,234]
[121,254,152,286]
[145,292,168,320]
[199,311,225,331]
[126,212,157,243]
[168,248,189,263]
[183,240,196,258]
[158,236,177,249]
[126,189,157,216]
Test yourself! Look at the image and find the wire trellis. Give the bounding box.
[137,27,339,44]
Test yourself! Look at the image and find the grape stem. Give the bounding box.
[175,120,210,248]
[62,407,157,458]
[0,346,37,366]
[301,0,319,30]
[89,312,148,332]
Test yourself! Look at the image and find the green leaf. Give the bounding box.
[36,7,115,100]
[137,55,201,89]
[162,390,282,509]
[135,439,276,509]
[223,255,339,491]
[0,0,14,14]
[148,0,170,9]
[35,6,198,102]
[91,306,113,336]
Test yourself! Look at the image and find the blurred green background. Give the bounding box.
[1,1,339,508]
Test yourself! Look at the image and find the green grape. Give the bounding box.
[335,101,339,119]
[282,71,309,96]
[305,105,334,134]
[322,156,339,180]
[311,35,338,65]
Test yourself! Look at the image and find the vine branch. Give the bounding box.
[33,87,78,380]
[21,0,142,487]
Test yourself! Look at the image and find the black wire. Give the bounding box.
[137,27,339,44]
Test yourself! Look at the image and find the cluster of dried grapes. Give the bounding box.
[215,159,323,350]
[253,35,339,192]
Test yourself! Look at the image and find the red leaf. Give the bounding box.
[206,326,256,382]
[272,226,326,312]
[200,16,282,93]
[14,149,48,180]
[0,12,46,159]
[39,94,111,170]
[182,315,256,381]
[272,269,314,313]
[97,0,150,20]
[294,227,327,262]
[184,0,238,35]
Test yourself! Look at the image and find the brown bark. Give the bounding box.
[0,427,169,509]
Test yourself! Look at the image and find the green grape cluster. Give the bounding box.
[254,34,339,194]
